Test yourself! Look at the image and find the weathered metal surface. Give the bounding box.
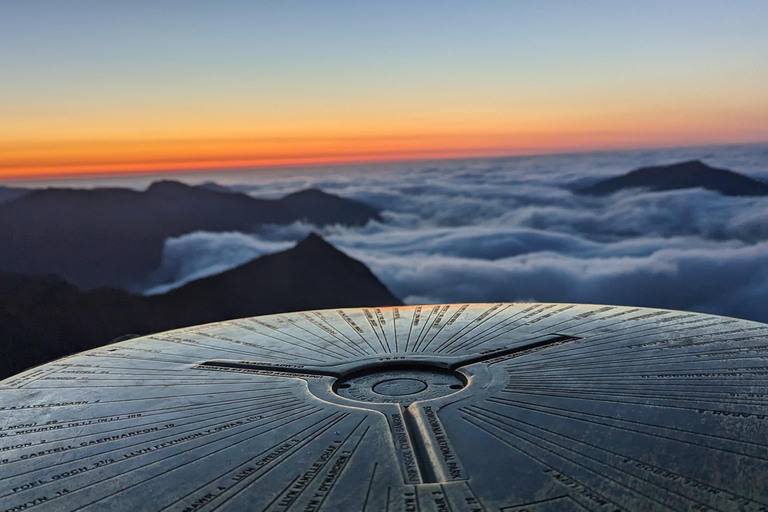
[1,303,767,511]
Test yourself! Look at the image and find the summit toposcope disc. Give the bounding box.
[1,303,767,511]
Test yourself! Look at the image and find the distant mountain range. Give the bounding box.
[0,234,401,379]
[0,181,381,290]
[577,160,768,196]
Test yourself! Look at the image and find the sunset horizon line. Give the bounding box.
[3,139,767,185]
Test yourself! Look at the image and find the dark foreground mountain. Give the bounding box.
[0,234,401,379]
[0,181,381,290]
[577,160,768,196]
[0,185,31,203]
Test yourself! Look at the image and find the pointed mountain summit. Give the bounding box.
[577,160,768,196]
[153,233,401,324]
[0,181,381,290]
[0,234,402,379]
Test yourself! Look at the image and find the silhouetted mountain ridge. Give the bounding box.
[0,181,381,290]
[0,234,401,379]
[0,185,32,203]
[577,160,768,197]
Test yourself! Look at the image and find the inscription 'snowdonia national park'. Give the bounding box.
[1,303,767,511]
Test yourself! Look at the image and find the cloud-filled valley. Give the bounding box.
[143,144,768,322]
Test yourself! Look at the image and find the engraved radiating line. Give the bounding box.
[0,392,294,444]
[432,303,512,353]
[291,424,371,511]
[575,316,754,343]
[503,365,768,382]
[463,482,487,512]
[463,406,726,512]
[438,484,453,512]
[404,306,420,353]
[541,321,767,362]
[300,312,370,357]
[372,308,393,353]
[149,334,301,360]
[467,405,768,510]
[260,475,302,510]
[376,308,393,353]
[1,394,296,454]
[71,410,339,512]
[261,417,369,512]
[362,463,378,512]
[501,385,768,407]
[230,319,345,361]
[416,305,456,353]
[1,405,320,510]
[279,314,363,360]
[505,343,768,372]
[336,310,381,355]
[504,373,768,390]
[196,329,344,362]
[505,378,764,393]
[412,304,449,352]
[0,397,309,483]
[155,412,349,512]
[411,305,440,353]
[526,305,619,333]
[504,358,768,378]
[309,311,371,357]
[487,397,768,460]
[20,380,292,389]
[363,308,391,354]
[500,496,575,512]
[460,413,643,512]
[16,387,290,408]
[502,334,768,373]
[208,414,357,512]
[278,314,361,359]
[444,304,551,354]
[392,309,399,352]
[448,305,570,354]
[85,352,197,364]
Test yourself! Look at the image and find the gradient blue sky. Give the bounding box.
[2,0,767,179]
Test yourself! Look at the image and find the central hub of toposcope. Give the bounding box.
[333,366,466,405]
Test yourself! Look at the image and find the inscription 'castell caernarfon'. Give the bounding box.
[1,303,767,511]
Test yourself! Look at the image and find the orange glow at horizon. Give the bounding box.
[3,88,767,181]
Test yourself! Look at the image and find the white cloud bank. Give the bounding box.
[144,144,768,322]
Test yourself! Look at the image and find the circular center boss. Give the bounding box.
[333,366,466,405]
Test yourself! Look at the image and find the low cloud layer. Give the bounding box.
[145,144,768,322]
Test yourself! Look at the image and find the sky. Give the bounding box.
[1,0,767,181]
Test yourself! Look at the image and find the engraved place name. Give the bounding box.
[337,310,365,335]
[526,305,575,325]
[194,364,325,379]
[544,469,614,509]
[446,304,469,325]
[300,450,353,512]
[0,401,91,411]
[697,409,768,420]
[421,406,466,480]
[273,442,341,509]
[390,412,421,484]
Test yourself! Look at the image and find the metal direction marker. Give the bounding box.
[1,303,767,511]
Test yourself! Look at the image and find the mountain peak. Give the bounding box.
[295,232,332,249]
[577,160,768,197]
[146,180,195,193]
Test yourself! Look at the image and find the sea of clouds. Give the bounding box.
[143,144,768,323]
